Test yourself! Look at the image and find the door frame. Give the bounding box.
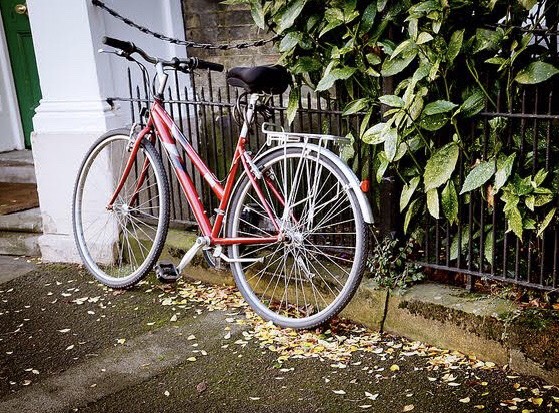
[0,11,25,151]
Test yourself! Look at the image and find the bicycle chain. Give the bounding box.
[92,0,280,49]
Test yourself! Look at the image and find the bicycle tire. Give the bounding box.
[72,129,170,288]
[226,146,368,329]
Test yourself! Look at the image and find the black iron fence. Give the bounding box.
[109,66,559,292]
[111,67,372,226]
[420,86,559,291]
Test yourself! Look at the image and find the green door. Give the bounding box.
[0,0,41,149]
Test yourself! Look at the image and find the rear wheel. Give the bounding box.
[72,129,170,288]
[227,146,368,329]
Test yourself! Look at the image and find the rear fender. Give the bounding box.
[254,144,374,224]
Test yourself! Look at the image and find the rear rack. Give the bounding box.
[261,123,351,147]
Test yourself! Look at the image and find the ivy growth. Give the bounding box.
[367,237,424,291]
[225,0,559,241]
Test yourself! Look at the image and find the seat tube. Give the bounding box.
[240,94,260,138]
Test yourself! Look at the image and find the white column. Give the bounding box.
[28,0,185,262]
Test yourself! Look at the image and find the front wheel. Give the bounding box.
[226,146,368,329]
[72,129,170,288]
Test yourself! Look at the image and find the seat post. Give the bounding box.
[240,94,261,138]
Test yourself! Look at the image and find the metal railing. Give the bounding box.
[419,86,559,291]
[110,67,372,227]
[109,66,559,292]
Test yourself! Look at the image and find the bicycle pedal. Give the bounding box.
[154,261,180,283]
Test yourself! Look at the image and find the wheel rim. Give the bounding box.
[74,135,166,284]
[229,150,365,328]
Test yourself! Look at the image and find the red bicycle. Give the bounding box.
[72,37,373,329]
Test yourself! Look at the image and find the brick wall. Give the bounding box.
[182,0,279,73]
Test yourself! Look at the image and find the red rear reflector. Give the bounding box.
[360,179,370,193]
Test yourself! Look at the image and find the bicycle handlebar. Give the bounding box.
[101,36,224,73]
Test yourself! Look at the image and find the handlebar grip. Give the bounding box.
[193,58,224,72]
[102,36,136,54]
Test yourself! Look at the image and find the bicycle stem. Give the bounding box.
[155,62,168,99]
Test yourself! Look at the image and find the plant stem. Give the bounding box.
[466,59,497,109]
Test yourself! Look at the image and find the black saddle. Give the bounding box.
[226,65,291,94]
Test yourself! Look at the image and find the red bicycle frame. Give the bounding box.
[107,95,281,247]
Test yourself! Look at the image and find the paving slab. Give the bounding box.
[0,255,37,284]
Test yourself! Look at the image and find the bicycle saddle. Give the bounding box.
[226,65,291,94]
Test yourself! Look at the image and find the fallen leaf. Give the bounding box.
[65,345,74,351]
[196,381,207,393]
[459,397,470,403]
[164,390,170,397]
[170,314,178,322]
[359,405,372,409]
[365,391,379,401]
[58,329,71,333]
[249,397,261,400]
[116,338,126,345]
[333,390,346,395]
[403,405,414,412]
[531,398,543,406]
[390,364,400,372]
[187,357,196,362]
[22,380,31,386]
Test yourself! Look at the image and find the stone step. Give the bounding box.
[0,150,36,184]
[0,231,41,256]
[0,208,42,233]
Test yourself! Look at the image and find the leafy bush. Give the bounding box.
[225,0,559,241]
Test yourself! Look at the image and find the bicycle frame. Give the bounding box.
[107,93,282,248]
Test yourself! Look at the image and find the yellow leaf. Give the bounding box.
[531,397,543,406]
[390,364,400,372]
